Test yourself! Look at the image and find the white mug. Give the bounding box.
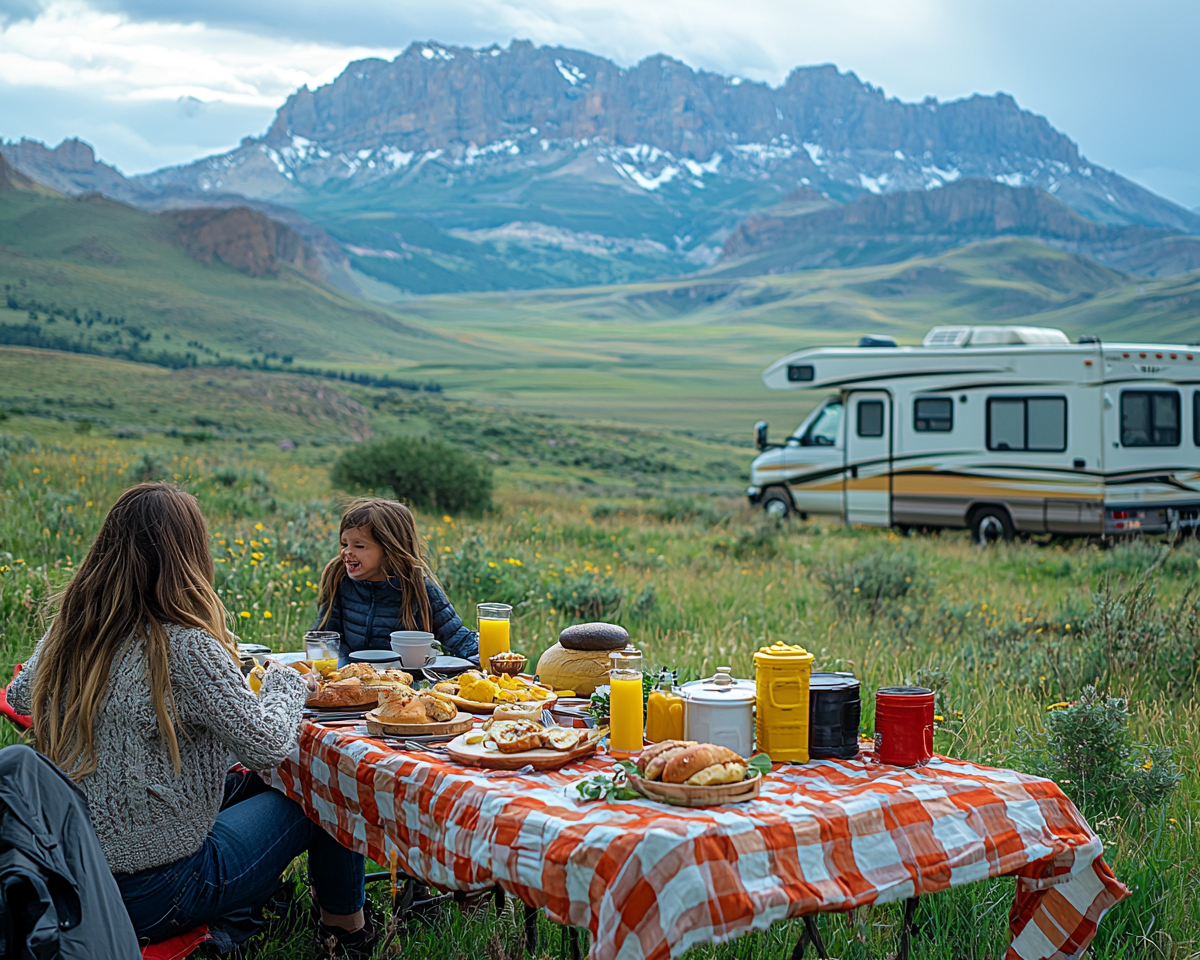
[390,631,438,668]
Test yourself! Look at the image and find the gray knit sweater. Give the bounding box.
[9,623,307,875]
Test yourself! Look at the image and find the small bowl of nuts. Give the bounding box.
[489,652,529,677]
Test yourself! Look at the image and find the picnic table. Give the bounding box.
[266,721,1128,960]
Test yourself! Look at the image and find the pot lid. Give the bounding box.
[810,671,860,691]
[753,642,814,665]
[681,666,755,704]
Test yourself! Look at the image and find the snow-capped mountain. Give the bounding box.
[7,40,1199,294]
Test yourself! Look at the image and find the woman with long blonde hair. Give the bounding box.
[9,483,374,956]
[314,497,477,663]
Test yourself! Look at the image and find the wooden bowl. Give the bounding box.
[628,772,762,807]
[489,653,529,676]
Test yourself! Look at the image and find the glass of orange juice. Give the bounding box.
[608,644,644,757]
[477,603,512,668]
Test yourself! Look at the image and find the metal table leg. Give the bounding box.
[524,903,539,955]
[559,921,583,960]
[896,897,919,960]
[788,914,829,960]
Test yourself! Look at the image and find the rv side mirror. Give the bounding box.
[755,421,769,451]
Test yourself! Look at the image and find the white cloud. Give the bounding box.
[0,1,395,107]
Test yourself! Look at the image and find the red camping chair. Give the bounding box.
[0,664,31,731]
[3,664,211,959]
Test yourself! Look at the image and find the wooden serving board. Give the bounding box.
[433,689,558,716]
[364,709,475,738]
[629,772,762,807]
[444,732,598,771]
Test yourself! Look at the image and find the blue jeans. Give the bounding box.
[116,771,365,942]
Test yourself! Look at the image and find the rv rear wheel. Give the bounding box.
[760,488,792,518]
[971,506,1014,546]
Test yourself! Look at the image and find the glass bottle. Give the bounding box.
[645,669,684,743]
[608,644,644,757]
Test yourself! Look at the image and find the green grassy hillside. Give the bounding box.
[3,183,1199,440]
[0,189,469,371]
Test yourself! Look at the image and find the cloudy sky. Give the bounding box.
[1,0,1197,208]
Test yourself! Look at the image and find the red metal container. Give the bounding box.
[874,686,934,766]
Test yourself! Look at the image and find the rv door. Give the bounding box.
[844,391,892,526]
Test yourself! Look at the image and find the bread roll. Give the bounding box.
[306,677,378,708]
[638,740,696,781]
[685,762,747,786]
[419,693,456,723]
[662,744,743,785]
[338,663,380,680]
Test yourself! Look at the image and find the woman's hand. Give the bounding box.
[302,671,320,696]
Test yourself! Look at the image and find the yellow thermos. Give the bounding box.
[753,642,815,763]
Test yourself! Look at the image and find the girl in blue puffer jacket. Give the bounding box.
[313,498,478,664]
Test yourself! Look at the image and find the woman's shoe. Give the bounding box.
[315,901,382,959]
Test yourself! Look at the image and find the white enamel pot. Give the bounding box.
[680,667,756,758]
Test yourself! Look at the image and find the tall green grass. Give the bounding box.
[3,436,1198,957]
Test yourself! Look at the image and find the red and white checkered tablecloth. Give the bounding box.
[266,722,1128,960]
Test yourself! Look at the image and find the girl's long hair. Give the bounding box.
[31,483,236,779]
[317,498,434,633]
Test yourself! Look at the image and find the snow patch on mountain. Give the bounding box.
[449,221,671,257]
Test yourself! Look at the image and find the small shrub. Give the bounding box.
[436,535,533,608]
[1014,686,1181,814]
[111,425,145,439]
[1083,576,1200,692]
[631,582,657,617]
[332,436,493,515]
[643,495,725,526]
[820,551,927,613]
[134,451,167,482]
[544,572,625,620]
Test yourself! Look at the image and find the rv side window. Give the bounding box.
[1193,392,1200,445]
[987,396,1067,451]
[857,401,884,438]
[800,402,842,446]
[1121,390,1179,447]
[913,397,953,432]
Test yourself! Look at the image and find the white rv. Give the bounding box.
[747,325,1200,541]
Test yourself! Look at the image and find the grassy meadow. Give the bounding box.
[3,400,1200,959]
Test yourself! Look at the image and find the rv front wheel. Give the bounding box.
[761,488,792,518]
[971,507,1013,546]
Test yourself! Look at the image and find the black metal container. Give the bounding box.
[808,672,862,760]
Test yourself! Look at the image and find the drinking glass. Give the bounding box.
[476,603,512,668]
[304,630,340,661]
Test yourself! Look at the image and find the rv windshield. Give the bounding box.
[794,402,843,446]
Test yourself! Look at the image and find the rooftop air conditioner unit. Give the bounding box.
[923,326,971,348]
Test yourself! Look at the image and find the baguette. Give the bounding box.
[661,744,743,785]
[638,740,696,781]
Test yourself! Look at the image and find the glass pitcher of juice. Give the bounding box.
[477,603,512,668]
[608,644,644,757]
[645,669,684,743]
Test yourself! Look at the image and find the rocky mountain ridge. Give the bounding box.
[134,40,1199,234]
[719,178,1200,277]
[4,40,1200,294]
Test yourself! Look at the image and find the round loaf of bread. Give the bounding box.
[662,744,744,784]
[558,622,630,652]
